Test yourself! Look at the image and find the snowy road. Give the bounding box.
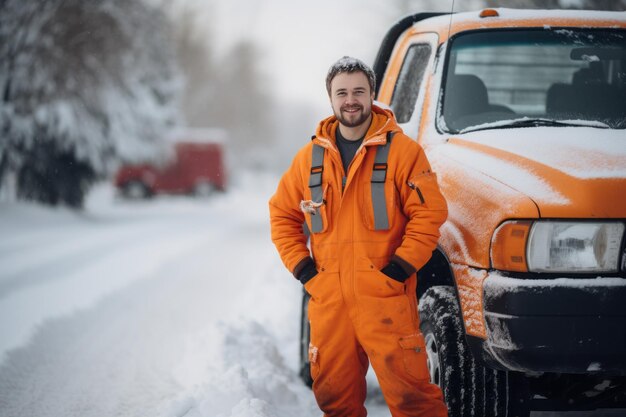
[0,172,391,417]
[1,173,622,417]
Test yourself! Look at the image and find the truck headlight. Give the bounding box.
[527,222,623,273]
[491,221,624,273]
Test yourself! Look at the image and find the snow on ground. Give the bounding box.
[0,171,622,417]
[0,171,391,417]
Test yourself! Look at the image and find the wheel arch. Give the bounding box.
[418,247,487,365]
[120,178,153,198]
[417,246,456,299]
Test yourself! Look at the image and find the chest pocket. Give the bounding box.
[406,171,447,211]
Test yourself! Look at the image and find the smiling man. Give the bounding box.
[269,56,449,417]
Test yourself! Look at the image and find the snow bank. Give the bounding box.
[167,320,317,417]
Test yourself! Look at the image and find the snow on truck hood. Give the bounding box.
[438,127,626,218]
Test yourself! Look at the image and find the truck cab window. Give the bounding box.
[391,44,432,123]
[442,29,626,132]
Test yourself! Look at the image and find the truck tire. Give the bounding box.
[419,286,530,417]
[299,290,313,387]
[122,180,151,199]
[192,180,216,197]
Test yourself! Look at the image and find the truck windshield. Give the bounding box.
[441,29,626,133]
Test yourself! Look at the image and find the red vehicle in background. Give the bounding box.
[115,129,227,198]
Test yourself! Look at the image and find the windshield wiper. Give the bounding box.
[459,117,611,134]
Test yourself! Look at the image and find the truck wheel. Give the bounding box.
[122,180,151,199]
[193,180,215,197]
[299,290,313,387]
[419,286,530,417]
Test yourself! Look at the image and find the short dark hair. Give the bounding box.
[325,56,376,96]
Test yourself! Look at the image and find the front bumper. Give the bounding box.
[481,274,626,375]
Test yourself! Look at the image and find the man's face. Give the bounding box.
[329,72,374,129]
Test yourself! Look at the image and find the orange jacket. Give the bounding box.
[270,105,447,279]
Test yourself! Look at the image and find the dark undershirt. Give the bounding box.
[335,127,364,174]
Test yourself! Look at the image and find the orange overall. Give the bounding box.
[269,106,449,417]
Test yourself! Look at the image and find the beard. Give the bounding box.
[334,103,372,128]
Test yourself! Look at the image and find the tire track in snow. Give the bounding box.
[0,189,245,358]
[0,221,189,298]
[0,200,263,416]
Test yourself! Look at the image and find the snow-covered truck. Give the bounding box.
[115,129,227,198]
[300,8,626,416]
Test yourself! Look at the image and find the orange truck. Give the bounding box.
[115,129,227,198]
[299,8,626,416]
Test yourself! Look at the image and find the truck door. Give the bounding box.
[379,33,438,141]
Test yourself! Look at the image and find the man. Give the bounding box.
[269,56,449,417]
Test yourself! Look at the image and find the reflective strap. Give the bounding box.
[371,132,394,230]
[309,144,325,233]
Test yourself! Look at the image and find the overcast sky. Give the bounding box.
[210,0,456,115]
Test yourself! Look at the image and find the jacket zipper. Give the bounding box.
[407,181,425,204]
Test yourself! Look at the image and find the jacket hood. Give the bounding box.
[314,105,401,148]
[442,127,626,218]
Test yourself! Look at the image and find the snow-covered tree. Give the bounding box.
[0,0,181,207]
[174,9,217,128]
[156,0,218,129]
[208,40,275,168]
[214,42,267,135]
